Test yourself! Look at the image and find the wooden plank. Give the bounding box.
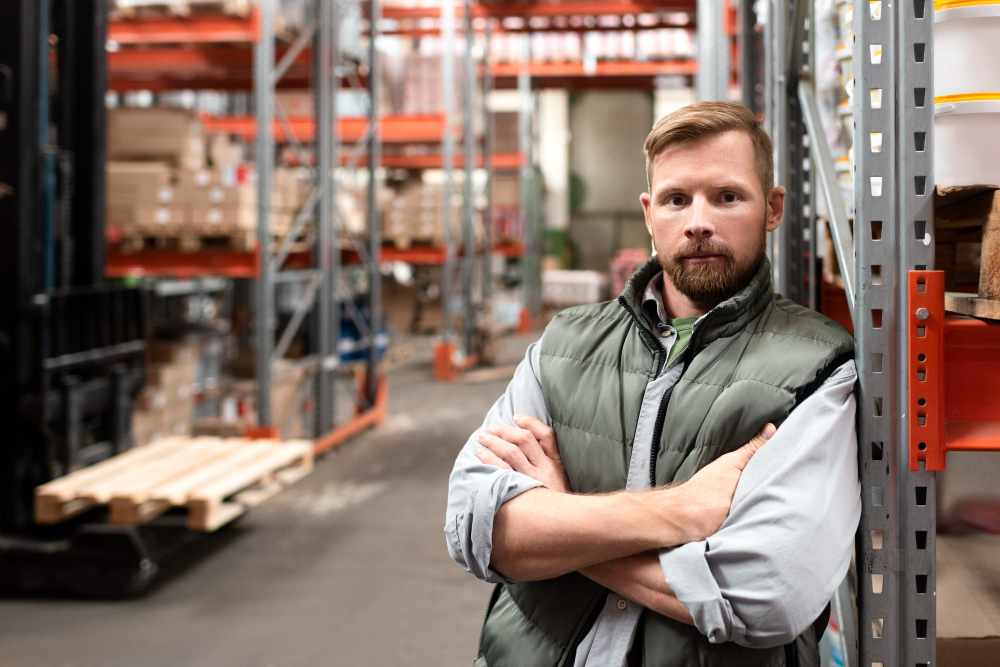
[190,442,312,501]
[946,292,1000,321]
[81,438,232,503]
[187,500,246,532]
[149,441,277,504]
[36,437,183,500]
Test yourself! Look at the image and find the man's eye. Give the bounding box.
[721,192,740,203]
[669,195,686,206]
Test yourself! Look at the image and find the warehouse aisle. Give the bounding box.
[0,335,536,667]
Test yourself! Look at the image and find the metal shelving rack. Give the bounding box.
[762,0,937,664]
[104,0,386,452]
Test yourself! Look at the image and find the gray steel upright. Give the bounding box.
[896,0,936,664]
[482,20,495,311]
[782,0,812,306]
[441,0,457,345]
[315,0,336,434]
[366,0,381,403]
[854,0,901,663]
[696,0,729,101]
[519,40,541,321]
[254,0,276,426]
[769,0,788,293]
[738,0,759,113]
[461,0,477,357]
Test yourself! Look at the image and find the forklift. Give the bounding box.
[0,0,173,597]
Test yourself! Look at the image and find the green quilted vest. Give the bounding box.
[476,257,854,667]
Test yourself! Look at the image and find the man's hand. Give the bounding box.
[476,415,570,493]
[670,423,776,543]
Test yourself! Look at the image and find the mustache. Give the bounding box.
[671,241,734,261]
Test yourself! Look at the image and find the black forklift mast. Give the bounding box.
[0,0,168,597]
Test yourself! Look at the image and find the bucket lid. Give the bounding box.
[935,0,1000,20]
[935,93,1000,115]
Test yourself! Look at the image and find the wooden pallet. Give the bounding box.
[118,231,311,254]
[946,292,1000,321]
[35,436,313,532]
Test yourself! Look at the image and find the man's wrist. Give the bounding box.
[637,486,692,548]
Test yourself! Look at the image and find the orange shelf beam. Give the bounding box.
[352,152,524,170]
[200,113,449,144]
[908,270,1000,471]
[314,376,387,456]
[106,247,262,279]
[487,59,696,78]
[109,9,260,45]
[105,246,311,279]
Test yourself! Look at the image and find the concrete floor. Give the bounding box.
[0,335,534,667]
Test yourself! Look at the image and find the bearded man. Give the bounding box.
[445,101,860,667]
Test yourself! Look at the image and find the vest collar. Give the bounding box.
[619,255,774,354]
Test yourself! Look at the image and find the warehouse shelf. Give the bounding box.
[346,151,524,170]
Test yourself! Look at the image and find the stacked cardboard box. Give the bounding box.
[108,108,206,171]
[383,182,482,248]
[132,339,200,446]
[107,161,186,236]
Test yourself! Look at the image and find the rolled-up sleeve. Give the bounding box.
[659,360,862,648]
[445,339,551,583]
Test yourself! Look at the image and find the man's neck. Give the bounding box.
[660,277,712,319]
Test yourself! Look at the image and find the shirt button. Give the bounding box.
[616,599,628,611]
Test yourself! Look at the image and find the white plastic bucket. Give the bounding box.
[935,1,1000,97]
[935,98,1000,187]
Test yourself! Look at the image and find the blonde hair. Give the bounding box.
[643,101,774,195]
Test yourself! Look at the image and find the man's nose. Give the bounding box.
[684,197,715,240]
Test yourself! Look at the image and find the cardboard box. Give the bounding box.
[108,108,205,170]
[179,182,256,208]
[492,173,521,207]
[937,534,1000,666]
[107,161,172,189]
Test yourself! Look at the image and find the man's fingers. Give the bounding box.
[514,415,561,462]
[478,432,533,471]
[476,445,512,470]
[491,424,546,466]
[731,423,777,470]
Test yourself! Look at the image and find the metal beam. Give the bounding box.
[798,81,855,315]
[366,0,382,404]
[253,0,275,426]
[462,0,477,358]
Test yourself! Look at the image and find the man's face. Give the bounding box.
[639,130,784,307]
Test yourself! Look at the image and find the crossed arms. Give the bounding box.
[444,340,862,647]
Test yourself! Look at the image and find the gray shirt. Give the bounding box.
[444,275,861,664]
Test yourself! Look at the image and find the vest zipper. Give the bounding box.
[649,352,693,486]
[648,385,674,486]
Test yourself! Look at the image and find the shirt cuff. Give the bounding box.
[467,470,543,584]
[659,541,747,645]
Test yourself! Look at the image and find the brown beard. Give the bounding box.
[661,235,764,308]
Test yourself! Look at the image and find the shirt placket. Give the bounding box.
[578,333,682,667]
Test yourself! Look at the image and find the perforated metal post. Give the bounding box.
[314,0,335,435]
[366,0,381,403]
[784,0,812,306]
[441,0,456,345]
[254,0,275,426]
[854,0,900,663]
[896,0,936,663]
[769,0,788,293]
[461,0,476,358]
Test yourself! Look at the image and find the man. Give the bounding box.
[445,102,861,666]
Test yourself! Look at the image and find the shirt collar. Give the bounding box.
[642,271,669,329]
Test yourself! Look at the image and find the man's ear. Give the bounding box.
[640,191,653,237]
[765,186,785,232]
